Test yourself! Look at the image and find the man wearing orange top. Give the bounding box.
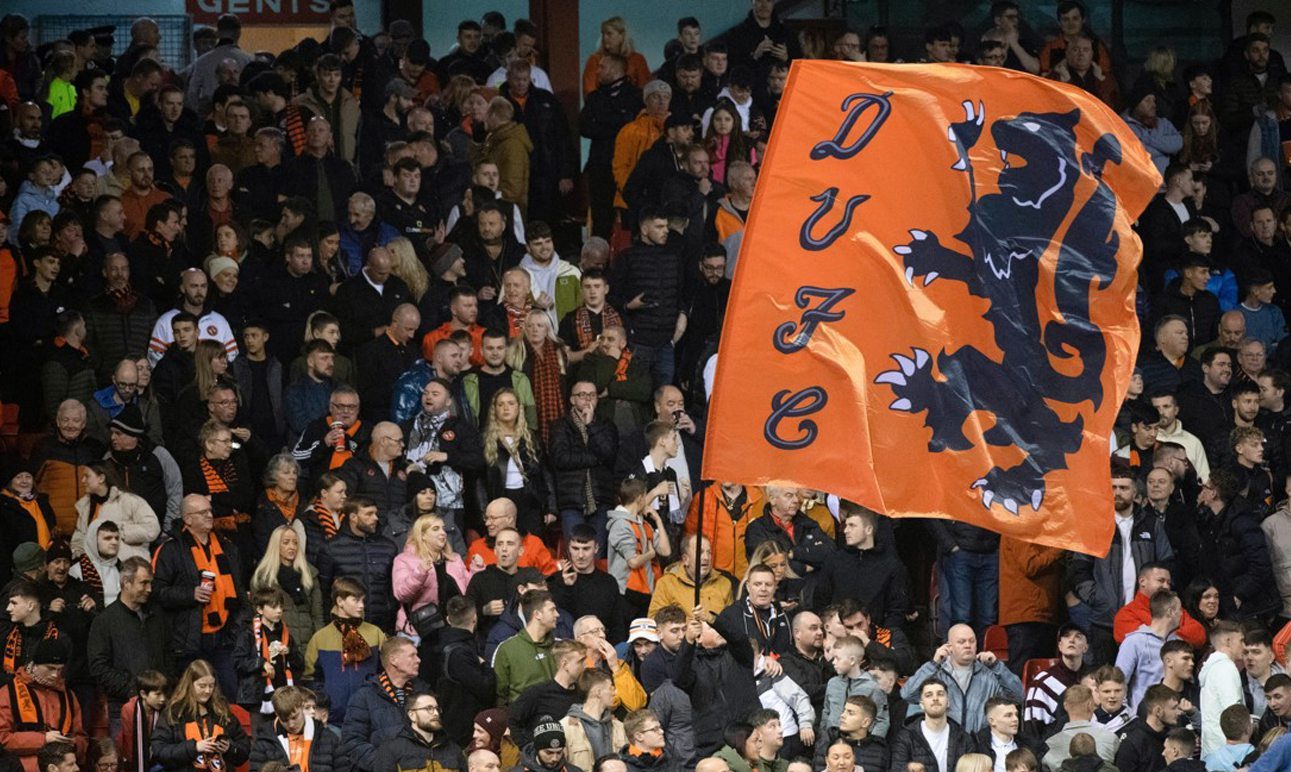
[421,287,486,366]
[684,481,762,578]
[467,497,556,575]
[118,151,172,240]
[1112,562,1207,648]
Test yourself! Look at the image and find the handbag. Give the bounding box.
[406,601,445,639]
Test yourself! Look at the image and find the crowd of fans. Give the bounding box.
[0,1,1288,771]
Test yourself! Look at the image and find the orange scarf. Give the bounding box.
[2,490,51,548]
[326,416,363,470]
[267,489,299,522]
[200,457,230,494]
[7,669,73,734]
[182,714,226,770]
[614,349,634,382]
[184,531,237,634]
[3,620,57,674]
[255,615,293,688]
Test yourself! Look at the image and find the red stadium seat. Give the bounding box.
[983,624,1009,661]
[1022,657,1059,691]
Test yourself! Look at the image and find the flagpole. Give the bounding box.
[693,480,705,610]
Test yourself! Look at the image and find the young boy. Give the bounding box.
[1202,704,1256,771]
[302,687,342,740]
[236,587,301,722]
[821,635,889,737]
[607,477,672,620]
[303,577,386,724]
[1091,665,1134,733]
[116,669,169,772]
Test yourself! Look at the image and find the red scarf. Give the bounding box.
[614,349,634,382]
[529,342,566,445]
[333,615,371,669]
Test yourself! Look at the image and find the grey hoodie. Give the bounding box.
[607,506,657,593]
[567,704,616,761]
[70,518,122,605]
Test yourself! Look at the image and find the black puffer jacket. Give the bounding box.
[610,242,681,347]
[249,715,347,772]
[322,527,399,630]
[1198,500,1280,620]
[813,518,912,629]
[547,415,619,512]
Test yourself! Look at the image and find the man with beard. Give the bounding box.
[512,717,579,772]
[678,246,731,387]
[83,255,157,387]
[462,203,525,306]
[1219,34,1280,140]
[147,268,238,371]
[1121,86,1182,175]
[781,611,830,719]
[85,556,167,731]
[127,200,185,309]
[890,679,971,772]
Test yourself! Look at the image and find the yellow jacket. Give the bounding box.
[648,562,734,619]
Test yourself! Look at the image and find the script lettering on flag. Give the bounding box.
[703,61,1161,556]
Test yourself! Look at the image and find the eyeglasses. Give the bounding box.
[96,762,120,771]
[580,626,606,637]
[411,704,441,714]
[641,725,663,734]
[571,391,597,398]
[382,436,405,445]
[331,403,360,411]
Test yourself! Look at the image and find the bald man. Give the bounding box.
[468,749,502,772]
[336,421,412,522]
[900,623,1024,733]
[333,245,414,354]
[354,303,421,422]
[466,497,557,575]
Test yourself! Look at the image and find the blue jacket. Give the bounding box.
[7,181,59,241]
[1204,742,1255,771]
[285,375,336,438]
[900,658,1024,734]
[1251,732,1291,771]
[339,221,399,276]
[340,672,429,772]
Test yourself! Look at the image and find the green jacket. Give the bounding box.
[461,368,537,428]
[573,351,653,427]
[491,627,555,705]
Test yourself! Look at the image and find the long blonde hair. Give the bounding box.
[482,388,540,467]
[407,513,451,562]
[600,17,635,58]
[505,310,567,374]
[165,659,232,724]
[738,541,801,598]
[252,525,314,593]
[387,237,429,301]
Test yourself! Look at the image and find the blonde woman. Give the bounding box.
[506,309,567,445]
[251,525,324,643]
[481,388,554,535]
[583,17,651,94]
[1130,46,1181,123]
[742,540,805,611]
[387,236,429,301]
[176,339,232,414]
[955,754,993,772]
[392,513,474,638]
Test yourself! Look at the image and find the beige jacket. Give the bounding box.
[71,486,160,562]
[561,709,627,772]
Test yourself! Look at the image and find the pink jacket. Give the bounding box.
[392,548,475,635]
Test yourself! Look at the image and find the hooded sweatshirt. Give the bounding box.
[519,253,581,330]
[562,704,624,771]
[1200,651,1244,756]
[70,517,122,605]
[607,505,660,594]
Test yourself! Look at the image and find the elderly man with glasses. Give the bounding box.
[290,384,373,489]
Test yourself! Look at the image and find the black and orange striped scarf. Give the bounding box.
[573,305,623,350]
[312,502,343,540]
[529,342,566,445]
[283,105,308,156]
[7,669,73,734]
[3,621,58,674]
[255,615,293,688]
[77,555,103,597]
[613,349,634,382]
[200,457,234,494]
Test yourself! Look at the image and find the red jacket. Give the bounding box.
[1112,591,1207,648]
[467,533,557,575]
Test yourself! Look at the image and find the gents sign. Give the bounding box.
[703,60,1161,556]
[186,0,330,25]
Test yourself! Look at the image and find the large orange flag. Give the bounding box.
[702,61,1161,556]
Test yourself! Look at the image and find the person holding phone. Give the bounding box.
[149,659,250,771]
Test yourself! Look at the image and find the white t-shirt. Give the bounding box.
[921,721,950,772]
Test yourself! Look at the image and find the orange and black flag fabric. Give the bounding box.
[702,61,1161,556]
